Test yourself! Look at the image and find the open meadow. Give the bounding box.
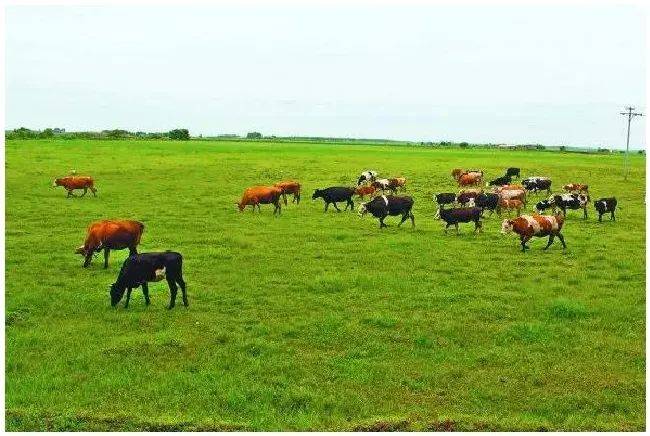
[4,139,646,431]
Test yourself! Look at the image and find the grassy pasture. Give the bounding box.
[4,139,646,431]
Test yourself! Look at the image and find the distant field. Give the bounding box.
[5,139,646,431]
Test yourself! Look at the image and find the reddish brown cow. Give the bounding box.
[563,183,589,194]
[75,220,145,268]
[355,185,377,199]
[458,173,482,187]
[273,180,301,205]
[53,176,97,197]
[497,199,523,216]
[501,214,566,252]
[237,186,282,214]
[451,168,463,180]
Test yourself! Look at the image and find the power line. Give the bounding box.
[620,106,644,180]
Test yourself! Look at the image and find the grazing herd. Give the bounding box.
[54,160,622,309]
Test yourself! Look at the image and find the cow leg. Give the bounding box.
[583,208,588,220]
[332,202,342,213]
[80,188,88,197]
[345,198,354,211]
[444,222,451,234]
[611,210,615,221]
[166,279,178,310]
[520,235,531,252]
[142,282,151,306]
[103,248,110,269]
[409,211,416,227]
[544,234,555,250]
[124,288,132,308]
[67,189,76,198]
[379,216,388,229]
[455,223,459,235]
[475,219,483,233]
[557,232,567,249]
[83,253,92,268]
[128,246,138,256]
[90,187,97,196]
[398,211,409,227]
[177,277,188,307]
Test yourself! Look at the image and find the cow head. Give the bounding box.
[236,202,245,212]
[357,203,368,216]
[75,245,86,255]
[500,220,514,235]
[110,283,126,307]
[311,189,321,200]
[52,178,61,187]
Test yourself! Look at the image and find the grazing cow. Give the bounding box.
[355,185,377,200]
[393,177,407,191]
[52,176,97,197]
[458,173,482,187]
[522,177,552,195]
[357,195,415,229]
[497,199,523,216]
[474,193,500,215]
[451,168,463,180]
[487,174,512,187]
[505,167,521,179]
[593,197,618,222]
[498,189,527,206]
[533,199,554,214]
[552,193,589,219]
[273,180,301,205]
[457,190,482,206]
[563,183,589,194]
[357,170,378,186]
[434,192,456,208]
[110,251,188,310]
[501,214,566,252]
[75,220,145,268]
[312,187,355,212]
[435,207,483,234]
[237,186,282,214]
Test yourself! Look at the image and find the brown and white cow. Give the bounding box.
[497,199,523,216]
[498,188,527,206]
[563,183,589,194]
[501,214,566,252]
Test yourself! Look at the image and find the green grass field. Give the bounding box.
[5,139,646,431]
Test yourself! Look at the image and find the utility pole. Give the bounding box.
[620,106,644,180]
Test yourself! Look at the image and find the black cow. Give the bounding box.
[110,251,188,310]
[553,193,589,219]
[435,207,483,234]
[474,193,499,215]
[533,199,554,214]
[506,167,520,179]
[594,197,618,222]
[358,195,415,229]
[312,187,355,212]
[487,174,512,187]
[522,178,552,194]
[433,192,456,208]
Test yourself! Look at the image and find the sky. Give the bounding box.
[4,4,647,148]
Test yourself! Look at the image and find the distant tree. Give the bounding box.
[459,142,469,148]
[246,132,263,139]
[559,146,566,152]
[169,129,190,140]
[638,150,645,155]
[536,145,546,150]
[39,128,54,139]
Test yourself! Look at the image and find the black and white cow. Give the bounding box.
[358,195,415,229]
[110,251,188,310]
[505,167,520,179]
[593,197,618,222]
[487,174,512,187]
[435,207,483,234]
[522,177,552,195]
[553,193,589,219]
[312,187,356,212]
[357,170,378,186]
[433,192,456,208]
[533,199,554,214]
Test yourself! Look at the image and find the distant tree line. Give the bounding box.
[5,127,191,141]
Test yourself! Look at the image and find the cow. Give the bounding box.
[273,180,301,205]
[501,214,566,252]
[110,251,188,310]
[522,177,552,195]
[75,220,145,268]
[487,174,512,187]
[474,193,500,215]
[357,170,378,186]
[497,199,523,216]
[553,193,589,219]
[355,185,377,200]
[451,168,463,180]
[237,186,282,214]
[434,192,456,208]
[505,167,520,179]
[493,184,526,193]
[357,195,415,229]
[593,197,618,222]
[458,173,482,187]
[563,183,589,194]
[52,176,97,197]
[393,177,407,191]
[435,207,483,234]
[312,187,355,212]
[457,190,482,207]
[371,178,400,194]
[533,199,554,214]
[498,189,527,206]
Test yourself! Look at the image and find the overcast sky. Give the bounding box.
[5,5,647,148]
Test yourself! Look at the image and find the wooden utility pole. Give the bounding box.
[620,106,643,180]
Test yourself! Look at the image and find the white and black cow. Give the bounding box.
[553,193,589,219]
[434,192,456,208]
[358,195,415,229]
[522,177,552,195]
[533,199,554,214]
[357,170,378,186]
[593,197,618,222]
[435,207,483,234]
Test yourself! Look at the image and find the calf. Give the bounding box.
[237,186,282,214]
[501,214,566,252]
[75,220,145,268]
[435,207,483,234]
[593,197,618,222]
[53,176,97,197]
[110,251,188,310]
[355,185,377,200]
[273,180,301,205]
[312,187,355,212]
[505,167,520,179]
[563,183,589,194]
[487,174,512,187]
[357,195,415,229]
[434,192,456,208]
[357,170,378,186]
[553,193,589,219]
[498,199,523,216]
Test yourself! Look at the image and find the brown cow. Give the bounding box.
[273,180,301,205]
[501,214,566,252]
[75,220,145,268]
[451,168,463,180]
[355,185,377,199]
[563,183,589,194]
[492,184,525,193]
[237,186,282,214]
[458,173,482,187]
[497,199,523,216]
[393,177,407,191]
[498,189,527,206]
[53,176,97,197]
